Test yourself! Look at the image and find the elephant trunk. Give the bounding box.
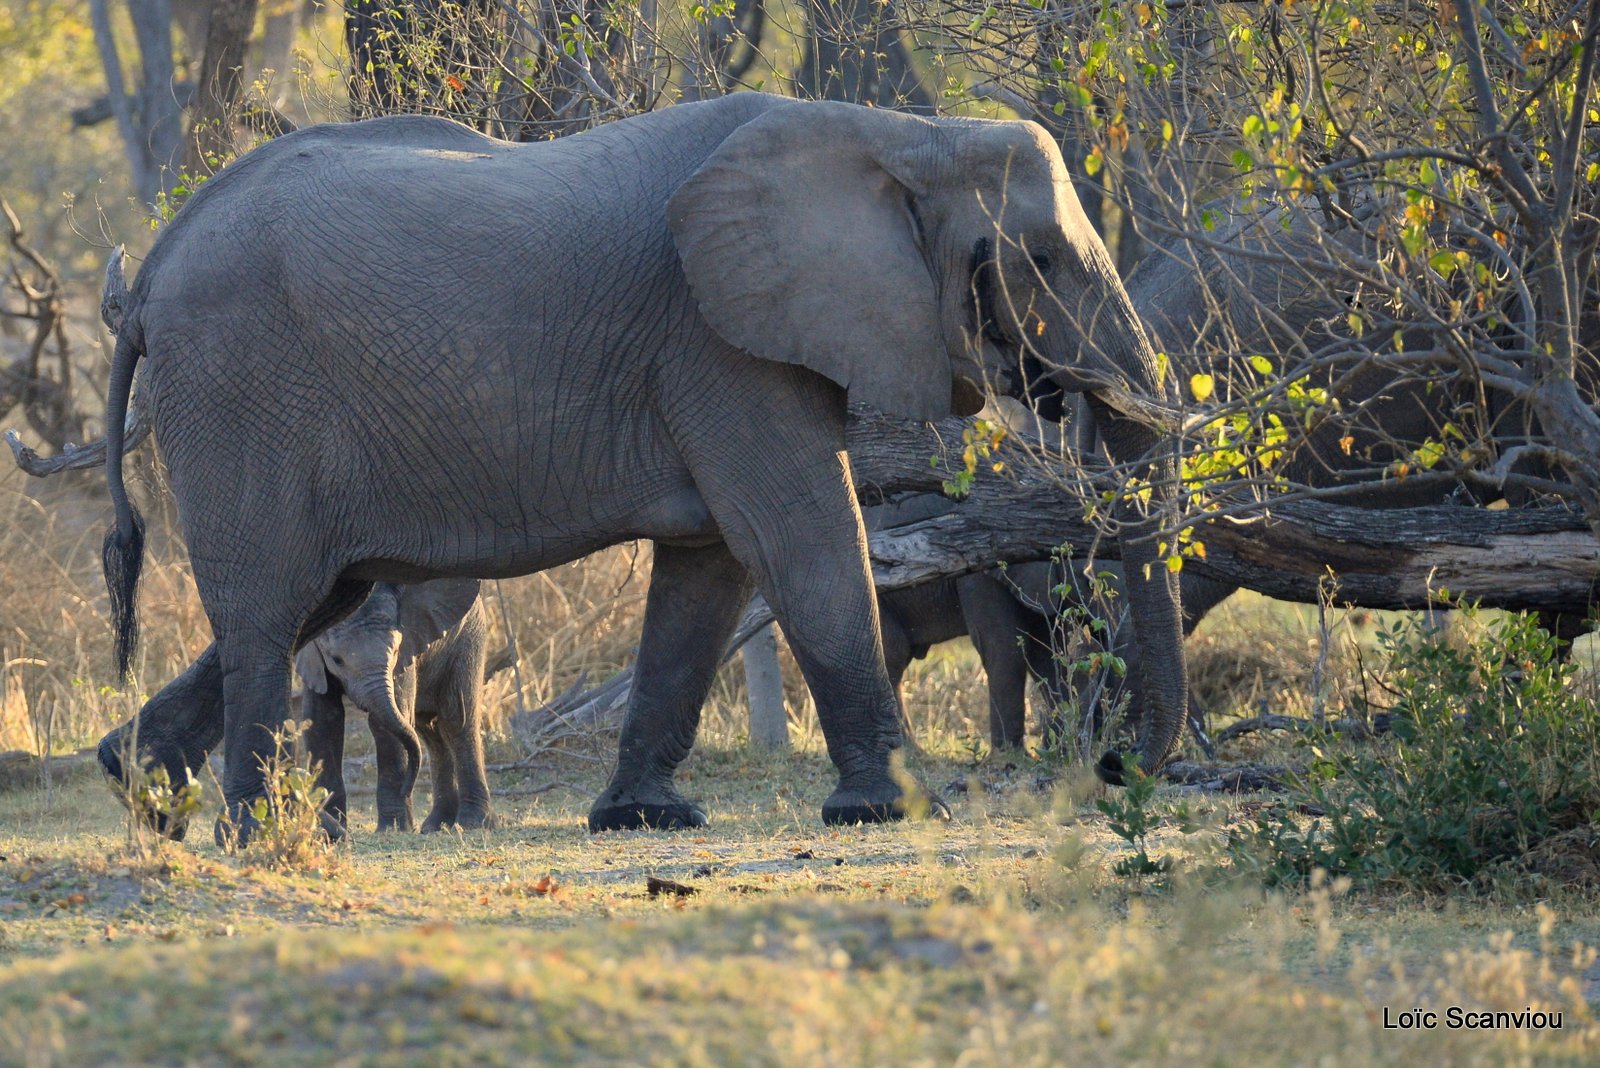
[349,674,422,799]
[1084,348,1189,784]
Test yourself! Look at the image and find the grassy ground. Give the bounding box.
[3,729,1599,1066]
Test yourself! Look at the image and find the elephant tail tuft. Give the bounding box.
[103,502,146,685]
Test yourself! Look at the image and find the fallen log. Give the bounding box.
[846,409,1600,615]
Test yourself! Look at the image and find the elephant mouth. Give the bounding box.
[951,375,985,417]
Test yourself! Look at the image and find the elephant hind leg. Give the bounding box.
[958,574,1031,750]
[588,540,752,832]
[97,643,227,842]
[444,667,496,830]
[877,606,922,749]
[417,714,460,833]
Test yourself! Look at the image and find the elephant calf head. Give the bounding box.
[296,578,487,832]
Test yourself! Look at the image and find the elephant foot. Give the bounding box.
[97,735,193,842]
[821,777,952,826]
[588,783,707,832]
[214,800,263,850]
[319,810,348,842]
[421,806,499,834]
[457,806,498,831]
[375,807,416,833]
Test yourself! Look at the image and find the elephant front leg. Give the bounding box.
[369,724,417,832]
[588,541,753,832]
[300,687,350,839]
[710,482,934,818]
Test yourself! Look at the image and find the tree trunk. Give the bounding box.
[742,623,789,749]
[185,0,262,174]
[796,0,934,111]
[89,0,184,205]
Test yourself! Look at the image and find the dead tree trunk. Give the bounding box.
[184,0,262,174]
[846,411,1600,615]
[89,0,185,205]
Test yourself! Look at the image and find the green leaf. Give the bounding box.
[1248,354,1274,375]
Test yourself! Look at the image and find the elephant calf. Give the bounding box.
[297,579,496,833]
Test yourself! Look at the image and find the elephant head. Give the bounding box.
[668,101,1186,778]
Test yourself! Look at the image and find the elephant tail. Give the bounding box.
[102,288,147,685]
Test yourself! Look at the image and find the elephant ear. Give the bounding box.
[295,643,332,696]
[395,579,481,671]
[669,101,951,421]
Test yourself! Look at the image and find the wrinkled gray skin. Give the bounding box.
[96,94,1186,844]
[295,579,494,834]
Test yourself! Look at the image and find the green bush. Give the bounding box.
[1229,608,1600,893]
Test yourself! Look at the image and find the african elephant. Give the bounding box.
[874,499,1226,751]
[866,494,1070,748]
[95,93,1186,843]
[295,579,495,834]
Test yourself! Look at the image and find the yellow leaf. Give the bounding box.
[1166,555,1183,573]
[1189,373,1215,403]
[1486,498,1509,511]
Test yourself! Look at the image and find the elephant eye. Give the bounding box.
[331,655,345,666]
[1030,253,1053,276]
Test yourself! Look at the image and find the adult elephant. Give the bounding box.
[96,93,1187,841]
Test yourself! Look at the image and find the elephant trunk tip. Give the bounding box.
[1094,749,1126,787]
[1094,746,1175,788]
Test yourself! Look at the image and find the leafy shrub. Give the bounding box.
[1098,763,1194,879]
[220,720,338,872]
[1229,608,1600,893]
